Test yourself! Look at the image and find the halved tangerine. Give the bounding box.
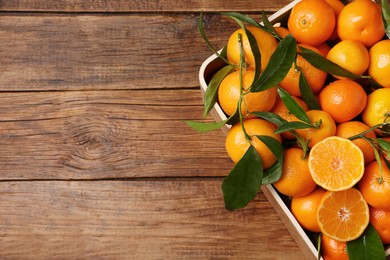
[308,136,364,191]
[317,188,369,242]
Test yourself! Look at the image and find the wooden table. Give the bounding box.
[0,1,306,259]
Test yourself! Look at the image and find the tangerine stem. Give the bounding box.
[348,122,388,140]
[237,33,250,142]
[291,131,309,159]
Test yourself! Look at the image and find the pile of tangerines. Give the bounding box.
[195,0,390,258]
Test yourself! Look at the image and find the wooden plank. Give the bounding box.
[0,89,233,180]
[0,0,291,12]
[0,13,261,91]
[0,180,304,259]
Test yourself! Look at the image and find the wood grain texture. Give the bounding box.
[0,180,304,259]
[0,13,261,91]
[0,89,233,180]
[0,0,291,12]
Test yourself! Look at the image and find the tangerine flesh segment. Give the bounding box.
[317,188,369,242]
[308,136,364,191]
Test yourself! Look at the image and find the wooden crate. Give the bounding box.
[199,0,390,258]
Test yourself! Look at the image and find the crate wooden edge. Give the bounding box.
[198,0,390,258]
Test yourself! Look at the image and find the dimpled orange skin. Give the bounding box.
[358,160,390,211]
[337,0,385,47]
[218,70,277,117]
[368,40,390,88]
[319,79,367,123]
[288,0,335,46]
[225,118,281,169]
[227,25,278,72]
[279,44,327,97]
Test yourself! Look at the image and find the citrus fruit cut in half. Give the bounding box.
[317,188,369,242]
[308,136,364,191]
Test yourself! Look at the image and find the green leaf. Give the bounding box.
[257,135,284,184]
[382,0,390,39]
[347,224,386,260]
[251,34,297,92]
[242,25,262,82]
[186,109,239,132]
[227,16,262,80]
[261,11,280,39]
[222,12,262,28]
[298,46,364,79]
[198,12,230,64]
[277,87,311,124]
[250,111,287,127]
[377,138,390,154]
[274,121,316,135]
[203,65,235,117]
[221,145,263,210]
[299,71,321,110]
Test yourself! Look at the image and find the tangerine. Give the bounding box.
[218,70,277,117]
[225,118,281,169]
[368,40,390,88]
[291,187,326,233]
[288,0,336,46]
[361,88,390,135]
[319,79,367,123]
[337,0,385,47]
[370,206,390,245]
[227,25,278,71]
[320,234,348,260]
[326,40,369,78]
[273,147,316,197]
[358,159,390,211]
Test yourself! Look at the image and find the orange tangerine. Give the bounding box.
[358,159,390,211]
[319,79,367,123]
[361,88,390,135]
[370,206,390,245]
[288,0,336,46]
[225,118,281,169]
[218,70,277,117]
[273,147,316,197]
[326,40,369,77]
[320,234,348,260]
[368,40,390,88]
[291,187,326,233]
[337,0,385,47]
[227,25,278,71]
